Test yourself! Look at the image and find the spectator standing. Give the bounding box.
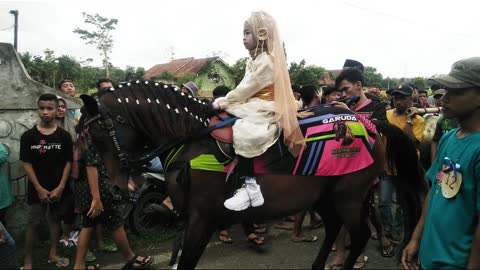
[20,94,73,269]
[0,143,12,226]
[402,57,480,270]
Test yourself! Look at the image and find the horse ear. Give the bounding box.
[80,94,99,115]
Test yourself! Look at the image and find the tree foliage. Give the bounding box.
[230,57,248,85]
[363,66,383,88]
[19,49,144,93]
[73,13,118,78]
[289,59,325,86]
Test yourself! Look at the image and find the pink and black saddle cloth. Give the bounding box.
[205,107,375,176]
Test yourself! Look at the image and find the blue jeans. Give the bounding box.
[379,175,402,235]
[0,222,19,269]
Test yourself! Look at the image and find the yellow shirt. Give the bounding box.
[385,109,425,175]
[386,109,425,143]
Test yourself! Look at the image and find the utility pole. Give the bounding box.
[9,10,18,50]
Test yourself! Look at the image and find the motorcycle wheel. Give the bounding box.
[130,191,167,234]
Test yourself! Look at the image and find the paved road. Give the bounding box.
[98,223,402,269]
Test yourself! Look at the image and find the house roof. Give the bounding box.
[144,57,226,80]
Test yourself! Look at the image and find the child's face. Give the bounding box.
[243,22,256,51]
[57,100,66,119]
[326,92,342,103]
[60,82,76,97]
[38,100,58,123]
[442,88,480,119]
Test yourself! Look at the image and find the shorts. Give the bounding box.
[27,203,65,225]
[82,208,123,232]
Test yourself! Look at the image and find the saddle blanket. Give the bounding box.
[191,108,375,176]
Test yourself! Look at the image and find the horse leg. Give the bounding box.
[311,201,343,270]
[334,185,371,270]
[176,212,216,270]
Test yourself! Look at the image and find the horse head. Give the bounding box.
[79,94,147,190]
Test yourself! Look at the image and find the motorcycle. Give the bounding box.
[128,171,174,234]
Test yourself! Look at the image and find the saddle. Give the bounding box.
[205,113,289,173]
[209,112,235,144]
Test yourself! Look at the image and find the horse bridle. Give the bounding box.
[81,96,181,172]
[81,98,131,169]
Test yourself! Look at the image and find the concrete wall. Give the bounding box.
[0,42,82,236]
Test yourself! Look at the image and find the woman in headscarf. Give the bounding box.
[212,11,304,211]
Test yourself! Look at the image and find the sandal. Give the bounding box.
[47,257,70,268]
[253,224,268,234]
[291,235,318,243]
[381,241,395,257]
[86,264,100,270]
[218,231,233,244]
[246,234,264,246]
[325,263,343,270]
[353,255,369,269]
[121,255,153,270]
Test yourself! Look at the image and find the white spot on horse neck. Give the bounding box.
[147,98,152,103]
[125,98,129,103]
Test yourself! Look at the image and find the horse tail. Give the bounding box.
[375,121,428,249]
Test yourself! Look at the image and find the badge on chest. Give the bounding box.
[437,157,462,199]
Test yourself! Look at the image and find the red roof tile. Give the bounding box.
[144,57,218,79]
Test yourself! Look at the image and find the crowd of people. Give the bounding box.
[0,10,479,270]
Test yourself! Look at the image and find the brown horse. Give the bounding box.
[78,81,425,270]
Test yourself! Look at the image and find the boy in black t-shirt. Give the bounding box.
[20,94,73,269]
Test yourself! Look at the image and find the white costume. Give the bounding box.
[217,52,279,158]
[220,11,304,211]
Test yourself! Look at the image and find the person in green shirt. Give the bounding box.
[0,143,12,225]
[402,57,480,269]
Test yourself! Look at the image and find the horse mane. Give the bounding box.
[98,80,212,145]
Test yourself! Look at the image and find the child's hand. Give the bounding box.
[37,187,51,203]
[49,186,64,202]
[402,240,420,270]
[212,100,221,110]
[87,198,104,218]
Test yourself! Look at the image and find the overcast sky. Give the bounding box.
[1,0,478,78]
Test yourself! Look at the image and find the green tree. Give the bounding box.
[412,77,428,90]
[289,60,325,86]
[230,57,248,85]
[363,66,383,88]
[73,13,118,78]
